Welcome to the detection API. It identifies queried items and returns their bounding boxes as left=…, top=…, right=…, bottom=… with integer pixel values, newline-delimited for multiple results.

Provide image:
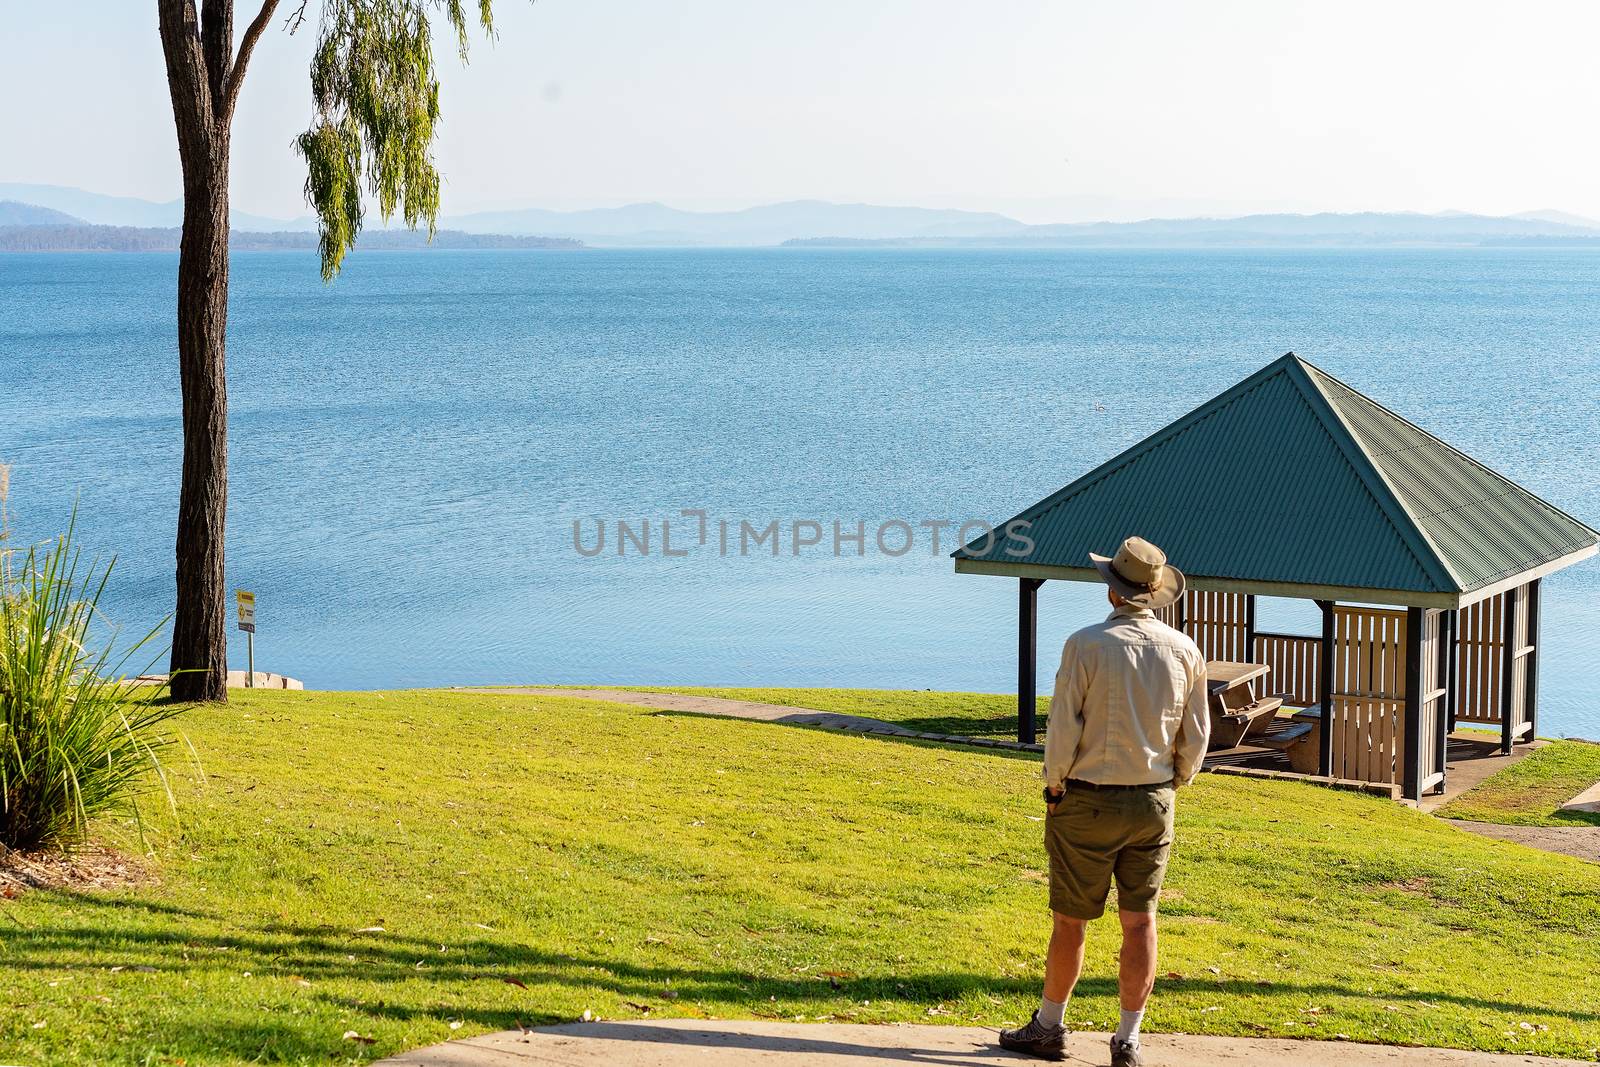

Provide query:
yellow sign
left=236, top=590, right=256, bottom=634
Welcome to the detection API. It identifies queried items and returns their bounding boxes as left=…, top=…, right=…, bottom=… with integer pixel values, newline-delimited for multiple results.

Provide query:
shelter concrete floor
left=373, top=1019, right=1592, bottom=1066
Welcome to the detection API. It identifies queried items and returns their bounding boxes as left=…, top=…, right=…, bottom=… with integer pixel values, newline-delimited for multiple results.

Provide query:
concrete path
left=374, top=1019, right=1591, bottom=1066
left=472, top=688, right=1043, bottom=754
left=1446, top=820, right=1600, bottom=863
left=1560, top=779, right=1600, bottom=815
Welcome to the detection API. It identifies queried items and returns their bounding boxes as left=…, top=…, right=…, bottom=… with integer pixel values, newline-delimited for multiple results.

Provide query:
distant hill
left=784, top=210, right=1600, bottom=249
left=1510, top=208, right=1600, bottom=229
left=6, top=183, right=1600, bottom=249
left=0, top=200, right=83, bottom=226
left=0, top=223, right=581, bottom=253
left=0, top=183, right=312, bottom=232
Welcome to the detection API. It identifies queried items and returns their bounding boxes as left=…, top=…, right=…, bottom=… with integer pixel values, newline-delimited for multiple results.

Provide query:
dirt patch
left=1379, top=877, right=1435, bottom=895
left=0, top=844, right=153, bottom=897
left=1446, top=821, right=1600, bottom=864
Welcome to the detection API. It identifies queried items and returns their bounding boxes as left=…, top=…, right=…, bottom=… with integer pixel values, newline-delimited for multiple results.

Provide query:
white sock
left=1115, top=1008, right=1144, bottom=1043
left=1037, top=995, right=1067, bottom=1029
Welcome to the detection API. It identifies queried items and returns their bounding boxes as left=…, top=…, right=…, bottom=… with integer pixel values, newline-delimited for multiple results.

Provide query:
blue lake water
left=4, top=248, right=1598, bottom=737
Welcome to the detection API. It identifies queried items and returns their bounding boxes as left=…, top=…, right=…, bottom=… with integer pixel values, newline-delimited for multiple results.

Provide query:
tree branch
left=284, top=0, right=310, bottom=34
left=221, top=0, right=280, bottom=125
left=200, top=0, right=234, bottom=117
left=158, top=0, right=215, bottom=153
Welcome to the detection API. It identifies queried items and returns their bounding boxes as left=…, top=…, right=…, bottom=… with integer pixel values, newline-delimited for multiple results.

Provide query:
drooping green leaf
left=296, top=0, right=495, bottom=280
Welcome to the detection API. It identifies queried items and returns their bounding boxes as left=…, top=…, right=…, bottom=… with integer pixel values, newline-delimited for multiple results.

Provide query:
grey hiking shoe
left=1110, top=1035, right=1144, bottom=1067
left=997, top=1011, right=1066, bottom=1061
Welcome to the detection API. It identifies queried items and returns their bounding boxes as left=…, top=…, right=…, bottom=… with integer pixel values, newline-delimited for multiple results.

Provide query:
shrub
left=0, top=525, right=182, bottom=853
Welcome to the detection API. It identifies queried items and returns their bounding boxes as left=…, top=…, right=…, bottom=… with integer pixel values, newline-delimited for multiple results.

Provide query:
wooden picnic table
left=1205, top=659, right=1282, bottom=749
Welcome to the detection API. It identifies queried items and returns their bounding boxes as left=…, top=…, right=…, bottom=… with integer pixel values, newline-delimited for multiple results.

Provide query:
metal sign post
left=236, top=590, right=256, bottom=688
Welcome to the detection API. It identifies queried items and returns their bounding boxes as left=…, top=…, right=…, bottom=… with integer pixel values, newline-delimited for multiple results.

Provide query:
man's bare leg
left=1043, top=911, right=1087, bottom=1004
left=1114, top=909, right=1157, bottom=1056
left=998, top=912, right=1085, bottom=1058
left=1117, top=909, right=1157, bottom=1009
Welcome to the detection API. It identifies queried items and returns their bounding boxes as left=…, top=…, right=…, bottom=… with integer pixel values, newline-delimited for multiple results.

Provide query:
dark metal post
left=1438, top=609, right=1456, bottom=791
left=1402, top=607, right=1425, bottom=801
left=1500, top=585, right=1519, bottom=755
left=1018, top=577, right=1044, bottom=745
left=1317, top=599, right=1335, bottom=776
left=1244, top=593, right=1258, bottom=662
left=1524, top=579, right=1541, bottom=741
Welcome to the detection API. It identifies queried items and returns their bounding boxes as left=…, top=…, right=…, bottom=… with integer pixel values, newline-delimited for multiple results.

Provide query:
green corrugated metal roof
left=953, top=353, right=1598, bottom=603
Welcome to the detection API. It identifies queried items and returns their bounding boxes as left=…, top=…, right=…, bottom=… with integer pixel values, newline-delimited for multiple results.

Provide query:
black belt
left=1064, top=778, right=1173, bottom=791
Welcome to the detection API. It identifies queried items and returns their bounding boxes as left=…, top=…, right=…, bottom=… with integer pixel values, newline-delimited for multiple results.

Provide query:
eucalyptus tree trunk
left=168, top=145, right=231, bottom=704
left=151, top=0, right=470, bottom=701
left=158, top=0, right=254, bottom=703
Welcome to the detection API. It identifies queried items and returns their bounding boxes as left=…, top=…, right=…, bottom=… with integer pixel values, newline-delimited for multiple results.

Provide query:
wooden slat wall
left=1156, top=592, right=1318, bottom=705
left=1251, top=633, right=1321, bottom=706
left=1157, top=590, right=1251, bottom=663
left=1454, top=584, right=1534, bottom=737
left=1456, top=593, right=1503, bottom=724
left=1152, top=584, right=1533, bottom=783
left=1329, top=605, right=1408, bottom=786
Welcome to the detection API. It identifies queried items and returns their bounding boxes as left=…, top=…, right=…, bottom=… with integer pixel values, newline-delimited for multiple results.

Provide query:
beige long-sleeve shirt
left=1042, top=604, right=1211, bottom=788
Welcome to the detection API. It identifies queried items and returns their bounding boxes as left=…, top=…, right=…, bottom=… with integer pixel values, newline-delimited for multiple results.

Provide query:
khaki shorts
left=1045, top=782, right=1175, bottom=919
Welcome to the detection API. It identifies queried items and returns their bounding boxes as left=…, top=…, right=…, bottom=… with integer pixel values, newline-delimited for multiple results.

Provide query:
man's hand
left=1043, top=786, right=1064, bottom=815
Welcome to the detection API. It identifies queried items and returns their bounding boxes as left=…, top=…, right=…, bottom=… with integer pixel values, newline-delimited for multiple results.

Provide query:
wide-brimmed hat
left=1089, top=536, right=1185, bottom=610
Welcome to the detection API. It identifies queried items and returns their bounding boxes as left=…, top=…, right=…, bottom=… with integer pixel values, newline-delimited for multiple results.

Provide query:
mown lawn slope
left=2, top=689, right=1596, bottom=1065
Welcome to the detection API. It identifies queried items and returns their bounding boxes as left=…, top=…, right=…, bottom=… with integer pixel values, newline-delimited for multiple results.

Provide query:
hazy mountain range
left=5, top=182, right=1600, bottom=250
left=785, top=210, right=1600, bottom=249
left=0, top=218, right=579, bottom=253
left=0, top=183, right=305, bottom=232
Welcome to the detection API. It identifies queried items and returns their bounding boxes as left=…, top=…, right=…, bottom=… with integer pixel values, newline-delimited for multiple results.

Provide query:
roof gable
left=1302, top=361, right=1599, bottom=590
left=956, top=353, right=1598, bottom=598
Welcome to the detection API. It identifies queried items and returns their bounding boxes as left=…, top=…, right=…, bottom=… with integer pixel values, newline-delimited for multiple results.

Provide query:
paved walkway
left=1446, top=820, right=1600, bottom=863
left=1561, top=779, right=1600, bottom=814
left=472, top=688, right=1043, bottom=754
left=375, top=1019, right=1591, bottom=1066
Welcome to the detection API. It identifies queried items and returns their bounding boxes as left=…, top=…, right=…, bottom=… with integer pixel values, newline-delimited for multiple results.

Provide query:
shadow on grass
left=12, top=892, right=1600, bottom=1037
left=643, top=710, right=1042, bottom=762
left=874, top=714, right=1031, bottom=740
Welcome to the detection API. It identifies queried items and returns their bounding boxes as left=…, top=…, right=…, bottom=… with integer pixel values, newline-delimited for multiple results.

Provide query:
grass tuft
left=0, top=524, right=182, bottom=852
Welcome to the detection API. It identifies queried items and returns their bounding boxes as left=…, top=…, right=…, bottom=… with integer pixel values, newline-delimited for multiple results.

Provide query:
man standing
left=999, top=536, right=1210, bottom=1066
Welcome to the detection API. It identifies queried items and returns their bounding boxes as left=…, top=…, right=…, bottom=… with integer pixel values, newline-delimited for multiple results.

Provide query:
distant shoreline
left=7, top=226, right=1600, bottom=254
left=0, top=223, right=582, bottom=254
left=783, top=235, right=1600, bottom=250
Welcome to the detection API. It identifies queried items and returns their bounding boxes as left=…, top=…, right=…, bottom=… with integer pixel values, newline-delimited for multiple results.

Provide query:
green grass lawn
left=3, top=689, right=1599, bottom=1065
left=604, top=685, right=1051, bottom=739
left=1439, top=740, right=1600, bottom=827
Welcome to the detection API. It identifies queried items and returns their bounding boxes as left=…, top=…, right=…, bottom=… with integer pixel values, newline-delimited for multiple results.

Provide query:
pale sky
left=6, top=1, right=1600, bottom=223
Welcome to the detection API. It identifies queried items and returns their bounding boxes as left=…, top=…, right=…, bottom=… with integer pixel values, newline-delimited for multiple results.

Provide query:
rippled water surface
left=5, top=248, right=1598, bottom=736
